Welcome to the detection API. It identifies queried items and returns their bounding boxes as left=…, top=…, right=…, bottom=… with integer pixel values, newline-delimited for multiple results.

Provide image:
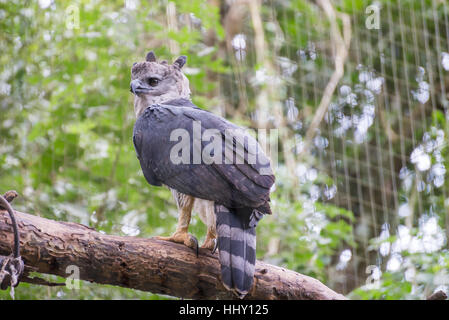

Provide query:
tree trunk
left=0, top=209, right=346, bottom=300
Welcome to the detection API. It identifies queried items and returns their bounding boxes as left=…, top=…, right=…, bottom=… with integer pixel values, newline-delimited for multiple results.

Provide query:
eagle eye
left=147, top=78, right=159, bottom=87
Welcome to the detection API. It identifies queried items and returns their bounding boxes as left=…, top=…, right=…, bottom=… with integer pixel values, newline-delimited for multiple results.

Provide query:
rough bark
left=0, top=209, right=346, bottom=300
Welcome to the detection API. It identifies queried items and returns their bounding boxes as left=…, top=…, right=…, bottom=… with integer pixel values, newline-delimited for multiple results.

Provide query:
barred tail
left=215, top=204, right=258, bottom=298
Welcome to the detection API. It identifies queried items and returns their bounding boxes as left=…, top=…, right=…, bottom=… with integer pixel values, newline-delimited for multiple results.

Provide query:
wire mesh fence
left=0, top=0, right=448, bottom=299
left=220, top=0, right=449, bottom=297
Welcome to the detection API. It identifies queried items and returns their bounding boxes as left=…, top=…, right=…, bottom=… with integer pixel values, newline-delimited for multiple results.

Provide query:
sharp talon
left=212, top=238, right=218, bottom=254
left=191, top=235, right=199, bottom=257
left=155, top=232, right=200, bottom=256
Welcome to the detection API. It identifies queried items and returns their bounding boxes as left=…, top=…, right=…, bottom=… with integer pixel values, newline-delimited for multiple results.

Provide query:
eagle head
left=130, top=51, right=191, bottom=117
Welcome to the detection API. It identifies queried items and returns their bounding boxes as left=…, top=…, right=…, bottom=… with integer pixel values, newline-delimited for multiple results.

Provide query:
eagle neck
left=134, top=94, right=190, bottom=118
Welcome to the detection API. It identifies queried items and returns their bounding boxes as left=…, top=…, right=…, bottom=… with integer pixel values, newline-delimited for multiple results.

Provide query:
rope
left=0, top=194, right=20, bottom=258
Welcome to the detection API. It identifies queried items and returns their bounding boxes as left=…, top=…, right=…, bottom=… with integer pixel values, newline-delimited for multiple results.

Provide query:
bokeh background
left=1, top=0, right=449, bottom=299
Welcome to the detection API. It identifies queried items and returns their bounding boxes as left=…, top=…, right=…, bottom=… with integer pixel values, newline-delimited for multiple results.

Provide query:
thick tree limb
left=0, top=209, right=346, bottom=300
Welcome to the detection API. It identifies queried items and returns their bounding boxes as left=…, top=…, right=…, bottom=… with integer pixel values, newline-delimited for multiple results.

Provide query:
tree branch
left=300, top=0, right=351, bottom=158
left=0, top=209, right=346, bottom=300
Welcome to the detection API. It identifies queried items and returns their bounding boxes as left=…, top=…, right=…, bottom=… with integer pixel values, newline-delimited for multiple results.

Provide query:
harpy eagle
left=130, top=51, right=275, bottom=298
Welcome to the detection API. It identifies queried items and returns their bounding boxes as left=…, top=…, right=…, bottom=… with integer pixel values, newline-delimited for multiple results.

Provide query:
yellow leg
left=155, top=193, right=198, bottom=254
left=201, top=226, right=217, bottom=250
left=199, top=200, right=217, bottom=251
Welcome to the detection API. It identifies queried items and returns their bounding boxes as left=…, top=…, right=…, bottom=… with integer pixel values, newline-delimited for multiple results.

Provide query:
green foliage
left=258, top=195, right=355, bottom=281
left=0, top=0, right=223, bottom=299
left=1, top=0, right=448, bottom=300
left=350, top=250, right=449, bottom=300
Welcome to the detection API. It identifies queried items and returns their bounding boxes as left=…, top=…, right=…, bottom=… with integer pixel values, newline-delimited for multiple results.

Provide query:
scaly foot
left=155, top=231, right=199, bottom=256
left=201, top=237, right=217, bottom=252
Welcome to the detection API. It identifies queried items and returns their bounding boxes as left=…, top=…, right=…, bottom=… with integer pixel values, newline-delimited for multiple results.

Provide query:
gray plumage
left=130, top=52, right=274, bottom=298
left=133, top=99, right=274, bottom=211
left=133, top=98, right=274, bottom=296
left=215, top=204, right=258, bottom=297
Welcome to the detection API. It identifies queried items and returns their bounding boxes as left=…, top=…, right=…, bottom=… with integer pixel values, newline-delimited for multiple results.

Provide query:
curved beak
left=130, top=79, right=150, bottom=95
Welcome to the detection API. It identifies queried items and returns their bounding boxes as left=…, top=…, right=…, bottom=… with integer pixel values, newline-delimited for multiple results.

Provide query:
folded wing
left=133, top=103, right=274, bottom=212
